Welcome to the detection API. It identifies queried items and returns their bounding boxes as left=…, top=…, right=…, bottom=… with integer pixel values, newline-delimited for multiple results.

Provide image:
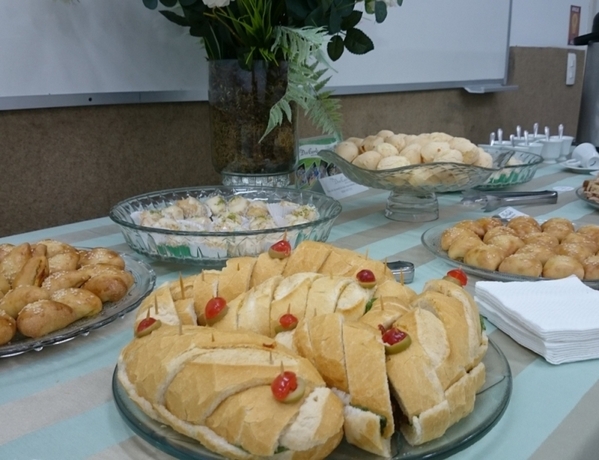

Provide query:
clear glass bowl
left=577, top=186, right=599, bottom=210
left=109, top=186, right=342, bottom=267
left=112, top=338, right=511, bottom=460
left=475, top=147, right=543, bottom=190
left=318, top=150, right=497, bottom=222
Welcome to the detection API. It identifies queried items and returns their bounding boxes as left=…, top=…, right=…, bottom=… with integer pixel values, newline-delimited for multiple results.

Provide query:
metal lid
left=386, top=260, right=415, bottom=284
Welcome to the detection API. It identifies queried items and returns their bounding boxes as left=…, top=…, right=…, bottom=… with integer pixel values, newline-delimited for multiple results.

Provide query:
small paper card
left=297, top=135, right=368, bottom=200
left=496, top=207, right=529, bottom=220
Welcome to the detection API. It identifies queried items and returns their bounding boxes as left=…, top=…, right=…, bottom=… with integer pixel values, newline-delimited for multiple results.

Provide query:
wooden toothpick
left=269, top=351, right=273, bottom=365
left=146, top=307, right=150, bottom=319
left=400, top=271, right=405, bottom=286
left=179, top=273, right=185, bottom=299
left=365, top=248, right=369, bottom=260
left=178, top=321, right=183, bottom=335
left=154, top=295, right=159, bottom=314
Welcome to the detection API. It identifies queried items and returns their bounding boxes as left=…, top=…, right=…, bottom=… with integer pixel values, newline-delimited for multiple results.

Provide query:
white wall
left=511, top=0, right=594, bottom=47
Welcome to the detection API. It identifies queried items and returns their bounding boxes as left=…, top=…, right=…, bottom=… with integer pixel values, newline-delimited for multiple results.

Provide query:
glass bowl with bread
left=474, top=145, right=543, bottom=190
left=318, top=131, right=505, bottom=222
left=109, top=186, right=342, bottom=266
left=421, top=217, right=599, bottom=289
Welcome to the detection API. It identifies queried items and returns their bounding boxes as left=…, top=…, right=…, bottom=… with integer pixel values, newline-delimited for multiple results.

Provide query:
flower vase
left=208, top=60, right=298, bottom=187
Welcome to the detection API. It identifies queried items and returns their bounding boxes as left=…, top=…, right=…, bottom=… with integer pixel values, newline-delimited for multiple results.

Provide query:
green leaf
left=340, top=10, right=362, bottom=30
left=374, top=1, right=388, bottom=23
left=344, top=28, right=374, bottom=55
left=327, top=35, right=344, bottom=61
left=364, top=297, right=377, bottom=313
left=158, top=0, right=177, bottom=7
left=142, top=0, right=158, bottom=9
left=365, top=0, right=375, bottom=14
left=159, top=10, right=190, bottom=27
left=328, top=6, right=342, bottom=34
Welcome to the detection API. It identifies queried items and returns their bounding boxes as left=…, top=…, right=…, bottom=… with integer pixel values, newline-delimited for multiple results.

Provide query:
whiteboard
left=0, top=0, right=512, bottom=110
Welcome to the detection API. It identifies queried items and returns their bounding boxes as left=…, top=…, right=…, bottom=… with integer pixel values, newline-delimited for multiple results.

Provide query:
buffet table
left=1, top=162, right=598, bottom=460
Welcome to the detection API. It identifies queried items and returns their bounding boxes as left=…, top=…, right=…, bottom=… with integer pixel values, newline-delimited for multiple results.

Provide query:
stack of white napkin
left=475, top=276, right=599, bottom=365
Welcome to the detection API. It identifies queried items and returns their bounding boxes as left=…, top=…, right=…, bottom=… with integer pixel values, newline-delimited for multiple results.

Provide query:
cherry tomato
left=268, top=240, right=292, bottom=259
left=382, top=327, right=408, bottom=346
left=278, top=313, right=298, bottom=331
left=356, top=269, right=376, bottom=288
left=205, top=297, right=228, bottom=325
left=135, top=317, right=161, bottom=338
left=446, top=268, right=468, bottom=286
left=271, top=371, right=298, bottom=401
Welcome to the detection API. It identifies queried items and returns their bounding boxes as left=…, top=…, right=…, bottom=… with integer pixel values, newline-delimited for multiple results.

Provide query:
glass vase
left=208, top=60, right=297, bottom=187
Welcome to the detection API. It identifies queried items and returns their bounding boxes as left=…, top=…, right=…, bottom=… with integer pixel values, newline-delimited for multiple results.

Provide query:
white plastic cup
left=572, top=143, right=599, bottom=168
left=514, top=140, right=543, bottom=156
left=550, top=135, right=574, bottom=161
left=538, top=138, right=563, bottom=164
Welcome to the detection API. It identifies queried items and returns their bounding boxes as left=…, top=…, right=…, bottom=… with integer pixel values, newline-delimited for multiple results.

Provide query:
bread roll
left=433, top=149, right=463, bottom=163
left=376, top=155, right=410, bottom=170
left=498, top=253, right=543, bottom=277
left=352, top=150, right=382, bottom=170
left=360, top=135, right=385, bottom=153
left=449, top=137, right=479, bottom=164
left=543, top=255, right=584, bottom=279
left=441, top=226, right=479, bottom=251
left=515, top=244, right=556, bottom=265
left=0, top=309, right=16, bottom=345
left=475, top=217, right=503, bottom=233
left=335, top=141, right=360, bottom=163
left=556, top=243, right=594, bottom=263
left=420, top=142, right=450, bottom=163
left=583, top=255, right=599, bottom=280
left=447, top=236, right=484, bottom=260
left=375, top=142, right=400, bottom=157
left=463, top=245, right=504, bottom=271
left=399, top=144, right=422, bottom=164
left=474, top=148, right=493, bottom=168
left=386, top=134, right=407, bottom=152
left=17, top=300, right=78, bottom=338
left=486, top=234, right=525, bottom=258
left=454, top=220, right=485, bottom=237
left=523, top=232, right=560, bottom=248
left=482, top=225, right=517, bottom=243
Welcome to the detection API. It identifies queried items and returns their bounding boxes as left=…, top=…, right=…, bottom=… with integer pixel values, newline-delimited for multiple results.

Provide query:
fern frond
left=260, top=26, right=343, bottom=142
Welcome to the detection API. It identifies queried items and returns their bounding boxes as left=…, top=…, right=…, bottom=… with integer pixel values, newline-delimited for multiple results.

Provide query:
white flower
left=202, top=0, right=234, bottom=7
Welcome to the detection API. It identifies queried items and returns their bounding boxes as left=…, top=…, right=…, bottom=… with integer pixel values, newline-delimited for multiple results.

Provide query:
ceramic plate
left=561, top=159, right=599, bottom=174
left=112, top=338, right=511, bottom=460
left=0, top=253, right=156, bottom=358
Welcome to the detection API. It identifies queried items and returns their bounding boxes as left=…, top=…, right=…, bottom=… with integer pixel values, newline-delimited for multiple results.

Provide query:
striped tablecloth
left=1, top=162, right=598, bottom=460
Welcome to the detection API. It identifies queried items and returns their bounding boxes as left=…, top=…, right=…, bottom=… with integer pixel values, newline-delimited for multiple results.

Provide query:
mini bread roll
left=78, top=248, right=126, bottom=270
left=441, top=227, right=480, bottom=251
left=562, top=232, right=599, bottom=253
left=522, top=232, right=560, bottom=248
left=399, top=144, right=423, bottom=165
left=352, top=151, right=382, bottom=170
left=474, top=148, right=493, bottom=168
left=377, top=129, right=395, bottom=138
left=420, top=142, right=450, bottom=163
left=556, top=243, right=594, bottom=263
left=0, top=285, right=51, bottom=318
left=510, top=223, right=542, bottom=240
left=375, top=142, right=400, bottom=157
left=475, top=217, right=503, bottom=234
left=507, top=216, right=541, bottom=232
left=360, top=135, right=385, bottom=153
left=542, top=225, right=574, bottom=242
left=498, top=254, right=543, bottom=277
left=345, top=137, right=363, bottom=147
left=583, top=255, right=599, bottom=280
left=454, top=220, right=485, bottom=238
left=541, top=218, right=575, bottom=232
left=463, top=245, right=504, bottom=271
left=0, top=309, right=16, bottom=346
left=482, top=226, right=517, bottom=243
left=429, top=132, right=454, bottom=142
left=515, top=244, right=556, bottom=264
left=577, top=225, right=599, bottom=243
left=386, top=134, right=407, bottom=152
left=449, top=137, right=479, bottom=164
left=335, top=141, right=360, bottom=163
left=447, top=236, right=484, bottom=260
left=376, top=155, right=410, bottom=170
left=543, top=255, right=584, bottom=279
left=17, top=300, right=78, bottom=338
left=404, top=134, right=420, bottom=145
left=433, top=149, right=463, bottom=163
left=486, top=234, right=525, bottom=258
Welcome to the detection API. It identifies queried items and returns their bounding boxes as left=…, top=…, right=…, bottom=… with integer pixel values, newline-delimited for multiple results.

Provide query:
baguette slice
left=237, top=275, right=282, bottom=337
left=282, top=241, right=333, bottom=276
left=192, top=270, right=221, bottom=326
left=217, top=257, right=257, bottom=302
left=118, top=325, right=343, bottom=460
left=269, top=273, right=320, bottom=336
left=334, top=281, right=371, bottom=321
left=422, top=279, right=486, bottom=368
left=303, top=275, right=353, bottom=319
left=410, top=291, right=470, bottom=389
left=249, top=252, right=288, bottom=288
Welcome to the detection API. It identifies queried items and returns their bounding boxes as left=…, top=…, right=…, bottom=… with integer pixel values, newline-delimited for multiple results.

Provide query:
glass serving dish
left=318, top=150, right=498, bottom=222
left=576, top=186, right=599, bottom=210
left=421, top=221, right=599, bottom=290
left=109, top=186, right=342, bottom=267
left=0, top=253, right=156, bottom=358
left=475, top=147, right=543, bottom=190
left=112, top=338, right=511, bottom=460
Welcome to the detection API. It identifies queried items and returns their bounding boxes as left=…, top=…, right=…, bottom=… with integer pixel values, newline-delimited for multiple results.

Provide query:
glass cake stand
left=318, top=150, right=497, bottom=222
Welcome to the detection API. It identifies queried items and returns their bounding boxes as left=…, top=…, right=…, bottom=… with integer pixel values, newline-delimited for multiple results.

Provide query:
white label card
left=496, top=207, right=529, bottom=220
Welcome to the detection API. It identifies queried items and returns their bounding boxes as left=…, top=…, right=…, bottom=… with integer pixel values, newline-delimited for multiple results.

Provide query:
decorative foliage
left=142, top=0, right=403, bottom=137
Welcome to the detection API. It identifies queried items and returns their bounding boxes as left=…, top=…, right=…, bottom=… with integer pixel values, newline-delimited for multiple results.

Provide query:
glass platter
left=0, top=253, right=156, bottom=358
left=318, top=149, right=498, bottom=223
left=112, top=338, right=511, bottom=460
left=576, top=187, right=599, bottom=210
left=421, top=222, right=599, bottom=290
